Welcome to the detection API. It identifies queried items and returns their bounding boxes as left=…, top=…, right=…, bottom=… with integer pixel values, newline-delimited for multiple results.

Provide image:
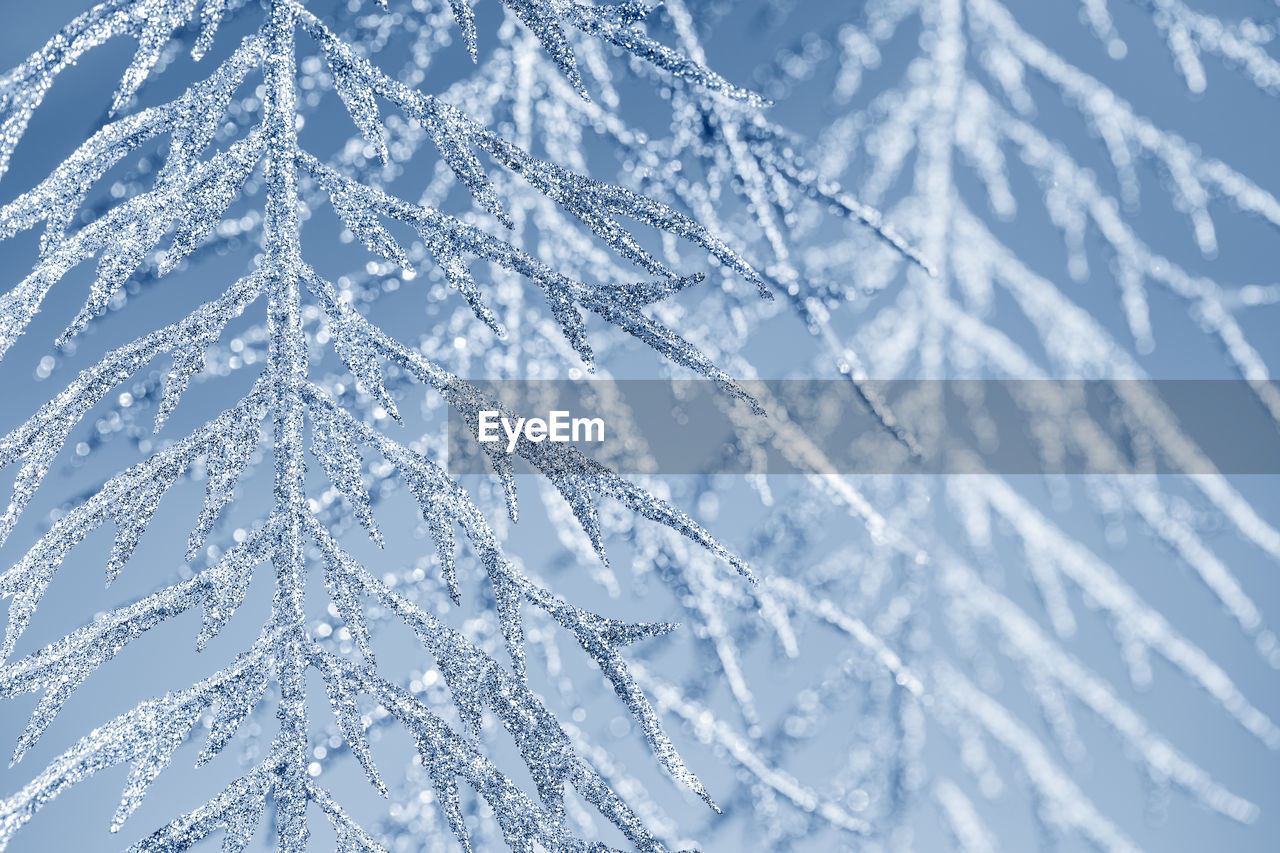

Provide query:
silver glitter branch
left=0, top=0, right=783, bottom=849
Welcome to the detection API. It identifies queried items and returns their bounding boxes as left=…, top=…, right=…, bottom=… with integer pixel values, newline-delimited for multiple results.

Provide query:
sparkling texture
left=0, top=0, right=784, bottom=850
left=0, top=0, right=1276, bottom=851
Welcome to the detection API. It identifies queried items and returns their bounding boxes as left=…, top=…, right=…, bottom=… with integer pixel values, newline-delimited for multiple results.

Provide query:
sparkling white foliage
left=0, top=1, right=786, bottom=850
left=0, top=0, right=1277, bottom=852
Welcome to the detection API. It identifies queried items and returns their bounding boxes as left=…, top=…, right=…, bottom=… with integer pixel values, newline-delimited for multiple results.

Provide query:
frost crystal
left=1, top=0, right=1278, bottom=851
left=0, top=1, right=776, bottom=849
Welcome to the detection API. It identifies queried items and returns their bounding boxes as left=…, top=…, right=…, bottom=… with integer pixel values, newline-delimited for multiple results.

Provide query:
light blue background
left=0, top=1, right=1276, bottom=851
